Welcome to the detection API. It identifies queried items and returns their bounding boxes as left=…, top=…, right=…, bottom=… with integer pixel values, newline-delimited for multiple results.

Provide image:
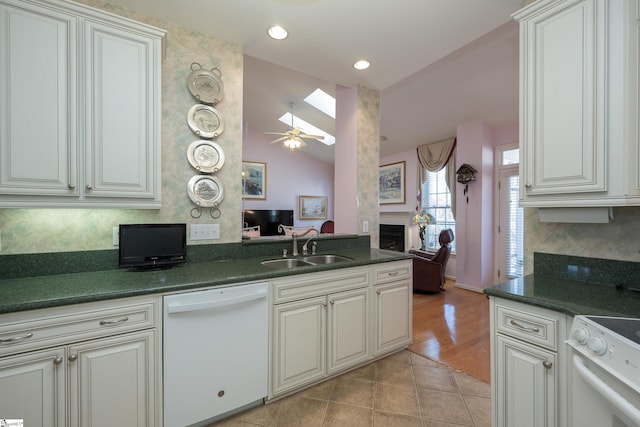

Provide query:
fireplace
left=379, top=224, right=405, bottom=252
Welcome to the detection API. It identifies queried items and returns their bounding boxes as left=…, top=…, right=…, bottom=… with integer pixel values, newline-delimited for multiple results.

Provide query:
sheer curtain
left=416, top=137, right=457, bottom=218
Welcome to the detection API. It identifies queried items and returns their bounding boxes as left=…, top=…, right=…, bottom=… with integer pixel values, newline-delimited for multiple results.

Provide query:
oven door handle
left=573, top=355, right=640, bottom=425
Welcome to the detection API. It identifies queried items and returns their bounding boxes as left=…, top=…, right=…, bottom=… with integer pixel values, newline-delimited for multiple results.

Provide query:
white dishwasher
left=163, top=282, right=268, bottom=427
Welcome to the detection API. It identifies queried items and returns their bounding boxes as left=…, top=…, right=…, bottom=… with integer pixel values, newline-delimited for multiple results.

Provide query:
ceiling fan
left=264, top=103, right=325, bottom=149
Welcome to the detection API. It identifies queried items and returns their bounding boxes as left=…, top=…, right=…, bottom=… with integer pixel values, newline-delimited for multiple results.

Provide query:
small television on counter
left=119, top=223, right=186, bottom=271
left=243, top=209, right=294, bottom=236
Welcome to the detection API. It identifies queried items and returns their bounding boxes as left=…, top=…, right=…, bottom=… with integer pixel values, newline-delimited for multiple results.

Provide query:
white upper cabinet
left=0, top=0, right=165, bottom=208
left=515, top=0, right=638, bottom=207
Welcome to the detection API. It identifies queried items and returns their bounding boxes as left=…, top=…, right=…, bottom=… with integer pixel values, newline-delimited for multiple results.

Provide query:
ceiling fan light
left=353, top=60, right=370, bottom=70
left=284, top=137, right=301, bottom=150
left=267, top=25, right=288, bottom=40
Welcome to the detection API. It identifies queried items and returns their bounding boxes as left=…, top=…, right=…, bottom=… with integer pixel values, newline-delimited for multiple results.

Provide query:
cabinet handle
left=68, top=183, right=76, bottom=189
left=86, top=184, right=93, bottom=190
left=99, top=316, right=129, bottom=326
left=53, top=356, right=64, bottom=365
left=509, top=319, right=540, bottom=333
left=524, top=183, right=532, bottom=189
left=543, top=360, right=553, bottom=370
left=68, top=353, right=78, bottom=362
left=330, top=300, right=335, bottom=305
left=0, top=332, right=33, bottom=344
left=322, top=302, right=327, bottom=307
left=376, top=290, right=382, bottom=295
left=388, top=271, right=399, bottom=276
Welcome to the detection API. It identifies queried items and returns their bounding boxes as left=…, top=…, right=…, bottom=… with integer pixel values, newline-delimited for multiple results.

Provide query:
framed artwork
left=379, top=161, right=406, bottom=204
left=299, top=195, right=328, bottom=220
left=242, top=161, right=266, bottom=199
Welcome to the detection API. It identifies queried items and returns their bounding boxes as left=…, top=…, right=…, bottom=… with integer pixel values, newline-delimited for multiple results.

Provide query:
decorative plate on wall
left=187, top=175, right=224, bottom=207
left=186, top=140, right=225, bottom=173
left=187, top=104, right=224, bottom=138
left=187, top=63, right=224, bottom=105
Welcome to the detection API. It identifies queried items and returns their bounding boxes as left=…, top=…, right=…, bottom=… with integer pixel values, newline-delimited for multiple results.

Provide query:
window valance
left=417, top=137, right=456, bottom=171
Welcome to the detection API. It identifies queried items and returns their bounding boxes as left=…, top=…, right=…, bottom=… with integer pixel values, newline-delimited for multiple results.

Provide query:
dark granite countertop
left=0, top=248, right=411, bottom=315
left=485, top=252, right=640, bottom=318
left=484, top=274, right=640, bottom=317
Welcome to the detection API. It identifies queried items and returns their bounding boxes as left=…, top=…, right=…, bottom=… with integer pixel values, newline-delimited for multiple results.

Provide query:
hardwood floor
left=408, top=280, right=491, bottom=383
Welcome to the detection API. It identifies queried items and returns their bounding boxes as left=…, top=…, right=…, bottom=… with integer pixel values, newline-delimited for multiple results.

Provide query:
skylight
left=279, top=112, right=335, bottom=146
left=304, top=89, right=336, bottom=119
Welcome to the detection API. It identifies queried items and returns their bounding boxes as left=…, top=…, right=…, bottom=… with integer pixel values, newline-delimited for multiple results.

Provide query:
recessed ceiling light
left=267, top=25, right=288, bottom=40
left=353, top=60, right=370, bottom=70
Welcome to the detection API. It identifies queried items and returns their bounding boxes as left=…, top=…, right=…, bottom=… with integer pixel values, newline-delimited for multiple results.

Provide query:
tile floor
left=210, top=350, right=490, bottom=427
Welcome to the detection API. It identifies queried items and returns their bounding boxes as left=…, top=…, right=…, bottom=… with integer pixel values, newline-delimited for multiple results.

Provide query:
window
left=421, top=168, right=456, bottom=252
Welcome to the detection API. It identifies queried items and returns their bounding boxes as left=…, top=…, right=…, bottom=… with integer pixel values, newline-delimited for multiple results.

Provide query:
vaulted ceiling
left=106, top=0, right=523, bottom=161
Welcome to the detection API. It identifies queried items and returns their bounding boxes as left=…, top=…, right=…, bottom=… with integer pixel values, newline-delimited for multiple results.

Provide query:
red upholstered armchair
left=408, top=229, right=454, bottom=293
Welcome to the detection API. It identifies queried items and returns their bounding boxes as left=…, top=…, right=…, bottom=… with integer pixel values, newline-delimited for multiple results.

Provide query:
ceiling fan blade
left=270, top=136, right=289, bottom=144
left=264, top=131, right=286, bottom=136
left=299, top=134, right=325, bottom=140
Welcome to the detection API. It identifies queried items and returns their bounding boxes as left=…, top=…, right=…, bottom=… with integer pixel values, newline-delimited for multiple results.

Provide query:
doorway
left=494, top=144, right=523, bottom=282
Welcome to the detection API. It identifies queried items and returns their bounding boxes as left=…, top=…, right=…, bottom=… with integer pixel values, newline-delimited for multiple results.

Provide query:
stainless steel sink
left=261, top=258, right=314, bottom=269
left=302, top=254, right=352, bottom=264
left=261, top=254, right=352, bottom=269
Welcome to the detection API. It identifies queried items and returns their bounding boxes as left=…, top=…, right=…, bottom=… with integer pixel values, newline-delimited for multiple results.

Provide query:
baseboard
left=453, top=282, right=486, bottom=293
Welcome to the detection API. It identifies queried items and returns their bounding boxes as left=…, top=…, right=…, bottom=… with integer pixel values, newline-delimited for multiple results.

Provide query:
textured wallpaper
left=0, top=0, right=243, bottom=254
left=524, top=206, right=640, bottom=275
left=357, top=86, right=381, bottom=248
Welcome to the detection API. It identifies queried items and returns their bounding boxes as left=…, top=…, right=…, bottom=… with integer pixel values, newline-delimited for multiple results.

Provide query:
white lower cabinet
left=495, top=334, right=557, bottom=427
left=0, top=296, right=160, bottom=427
left=269, top=260, right=412, bottom=399
left=372, top=262, right=412, bottom=356
left=69, top=330, right=155, bottom=427
left=271, top=285, right=369, bottom=397
left=490, top=297, right=569, bottom=427
left=0, top=347, right=66, bottom=426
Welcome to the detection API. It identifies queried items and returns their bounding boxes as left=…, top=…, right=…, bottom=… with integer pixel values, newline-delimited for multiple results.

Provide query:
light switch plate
left=113, top=227, right=119, bottom=246
left=190, top=224, right=220, bottom=240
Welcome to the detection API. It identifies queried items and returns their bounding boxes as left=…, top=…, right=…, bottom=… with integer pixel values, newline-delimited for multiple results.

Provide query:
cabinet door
left=68, top=330, right=155, bottom=427
left=0, top=347, right=66, bottom=427
left=327, top=287, right=369, bottom=374
left=0, top=1, right=78, bottom=197
left=83, top=20, right=160, bottom=201
left=519, top=0, right=606, bottom=199
left=373, top=281, right=411, bottom=356
left=272, top=296, right=326, bottom=396
left=495, top=335, right=557, bottom=427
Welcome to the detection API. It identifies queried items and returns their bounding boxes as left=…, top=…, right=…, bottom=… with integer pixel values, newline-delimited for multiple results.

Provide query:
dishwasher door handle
left=167, top=289, right=268, bottom=314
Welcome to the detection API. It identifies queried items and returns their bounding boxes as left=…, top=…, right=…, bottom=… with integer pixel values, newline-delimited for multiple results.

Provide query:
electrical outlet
left=112, top=227, right=119, bottom=246
left=363, top=221, right=369, bottom=233
left=190, top=224, right=220, bottom=240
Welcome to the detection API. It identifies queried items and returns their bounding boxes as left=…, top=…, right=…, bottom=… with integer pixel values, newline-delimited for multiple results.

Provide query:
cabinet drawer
left=495, top=302, right=562, bottom=351
left=272, top=267, right=371, bottom=304
left=0, top=296, right=158, bottom=357
left=373, top=260, right=412, bottom=285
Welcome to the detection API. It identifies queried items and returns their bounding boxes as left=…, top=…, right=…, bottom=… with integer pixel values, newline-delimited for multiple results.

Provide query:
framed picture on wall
left=379, top=161, right=406, bottom=204
left=242, top=161, right=266, bottom=199
left=299, top=195, right=328, bottom=220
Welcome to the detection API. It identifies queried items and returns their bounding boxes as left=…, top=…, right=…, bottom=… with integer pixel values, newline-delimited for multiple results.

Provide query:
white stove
left=568, top=315, right=640, bottom=427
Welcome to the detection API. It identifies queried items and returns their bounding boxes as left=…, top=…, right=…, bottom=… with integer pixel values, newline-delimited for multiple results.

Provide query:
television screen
left=243, top=210, right=294, bottom=236
left=119, top=223, right=186, bottom=270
